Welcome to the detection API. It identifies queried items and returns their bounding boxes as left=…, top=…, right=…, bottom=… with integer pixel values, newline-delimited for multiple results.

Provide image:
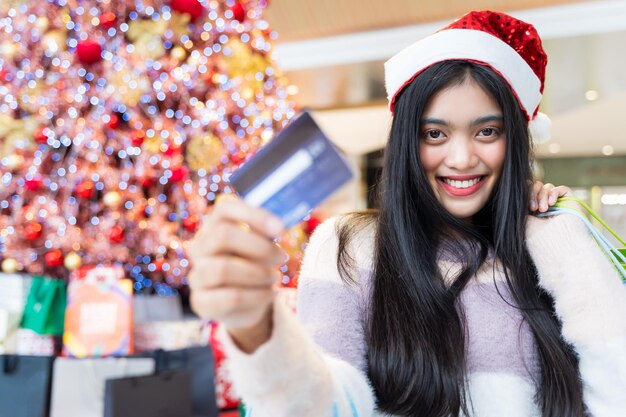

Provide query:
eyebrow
left=420, top=114, right=504, bottom=127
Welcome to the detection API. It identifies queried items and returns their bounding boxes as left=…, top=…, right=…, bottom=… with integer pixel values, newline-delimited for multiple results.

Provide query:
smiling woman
left=188, top=10, right=626, bottom=417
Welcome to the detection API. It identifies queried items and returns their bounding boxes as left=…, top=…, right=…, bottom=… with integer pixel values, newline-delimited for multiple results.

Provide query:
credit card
left=228, top=111, right=354, bottom=228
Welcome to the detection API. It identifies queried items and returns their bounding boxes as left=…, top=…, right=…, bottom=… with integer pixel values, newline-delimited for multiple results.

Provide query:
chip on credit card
left=228, top=111, right=354, bottom=228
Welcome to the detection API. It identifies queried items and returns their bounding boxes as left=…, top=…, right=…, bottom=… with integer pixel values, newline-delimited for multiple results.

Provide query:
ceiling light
left=602, top=145, right=614, bottom=156
left=548, top=143, right=560, bottom=154
left=601, top=194, right=626, bottom=205
left=585, top=90, right=599, bottom=101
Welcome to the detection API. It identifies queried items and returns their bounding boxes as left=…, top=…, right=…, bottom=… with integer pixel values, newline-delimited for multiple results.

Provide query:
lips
left=437, top=175, right=486, bottom=197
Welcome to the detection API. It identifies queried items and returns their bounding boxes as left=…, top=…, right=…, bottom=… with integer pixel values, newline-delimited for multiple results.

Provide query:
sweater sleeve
left=525, top=214, right=626, bottom=416
left=217, top=217, right=377, bottom=417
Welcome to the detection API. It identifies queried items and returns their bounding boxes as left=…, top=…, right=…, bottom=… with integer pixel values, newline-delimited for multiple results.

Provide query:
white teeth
left=442, top=177, right=481, bottom=189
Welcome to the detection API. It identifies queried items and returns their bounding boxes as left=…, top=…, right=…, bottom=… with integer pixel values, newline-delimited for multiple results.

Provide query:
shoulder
left=299, top=214, right=376, bottom=284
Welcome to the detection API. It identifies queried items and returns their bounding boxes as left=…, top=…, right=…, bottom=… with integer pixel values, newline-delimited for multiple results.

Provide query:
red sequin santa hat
left=384, top=10, right=551, bottom=140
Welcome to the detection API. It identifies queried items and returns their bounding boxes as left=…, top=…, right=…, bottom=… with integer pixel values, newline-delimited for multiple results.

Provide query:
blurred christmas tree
left=0, top=0, right=307, bottom=293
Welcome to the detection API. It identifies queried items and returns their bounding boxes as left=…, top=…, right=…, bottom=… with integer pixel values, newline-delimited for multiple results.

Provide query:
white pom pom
left=529, top=112, right=551, bottom=144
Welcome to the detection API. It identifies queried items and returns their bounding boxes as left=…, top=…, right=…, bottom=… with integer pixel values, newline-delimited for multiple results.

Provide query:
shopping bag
left=14, top=328, right=59, bottom=356
left=49, top=356, right=155, bottom=417
left=540, top=196, right=626, bottom=282
left=0, top=354, right=54, bottom=417
left=138, top=346, right=219, bottom=417
left=133, top=293, right=183, bottom=323
left=0, top=310, right=22, bottom=353
left=103, top=370, right=193, bottom=417
left=0, top=273, right=32, bottom=312
left=133, top=319, right=203, bottom=352
left=63, top=278, right=133, bottom=357
left=20, top=276, right=66, bottom=336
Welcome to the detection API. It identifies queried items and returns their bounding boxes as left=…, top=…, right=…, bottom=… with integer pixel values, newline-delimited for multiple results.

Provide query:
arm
left=215, top=216, right=377, bottom=417
left=526, top=214, right=626, bottom=416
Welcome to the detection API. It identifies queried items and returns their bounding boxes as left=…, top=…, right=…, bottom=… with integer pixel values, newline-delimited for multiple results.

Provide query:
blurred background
left=266, top=0, right=626, bottom=241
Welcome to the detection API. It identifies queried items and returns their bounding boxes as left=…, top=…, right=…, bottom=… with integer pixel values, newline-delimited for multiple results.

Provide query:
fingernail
left=530, top=200, right=537, bottom=210
left=266, top=217, right=284, bottom=236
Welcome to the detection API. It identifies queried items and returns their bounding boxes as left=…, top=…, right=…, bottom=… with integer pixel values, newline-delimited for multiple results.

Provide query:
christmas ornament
left=130, top=130, right=145, bottom=147
left=231, top=1, right=246, bottom=23
left=182, top=215, right=199, bottom=233
left=103, top=191, right=123, bottom=208
left=24, top=177, right=43, bottom=191
left=45, top=250, right=64, bottom=267
left=34, top=126, right=50, bottom=144
left=107, top=114, right=120, bottom=130
left=1, top=154, right=24, bottom=170
left=64, top=252, right=82, bottom=271
left=24, top=223, right=43, bottom=241
left=186, top=134, right=224, bottom=171
left=127, top=18, right=167, bottom=60
left=170, top=0, right=204, bottom=21
left=1, top=258, right=19, bottom=273
left=99, top=12, right=116, bottom=29
left=76, top=39, right=103, bottom=64
left=109, top=226, right=125, bottom=243
left=42, top=30, right=67, bottom=54
left=169, top=166, right=188, bottom=183
left=75, top=181, right=95, bottom=199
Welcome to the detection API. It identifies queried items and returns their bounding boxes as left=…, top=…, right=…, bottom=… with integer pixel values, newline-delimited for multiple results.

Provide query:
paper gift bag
left=70, top=265, right=125, bottom=285
left=63, top=279, right=133, bottom=357
left=14, top=329, right=58, bottom=356
left=133, top=319, right=202, bottom=352
left=20, top=276, right=66, bottom=336
left=104, top=370, right=193, bottom=417
left=0, top=273, right=32, bottom=312
left=50, top=356, right=155, bottom=417
left=133, top=294, right=183, bottom=323
left=0, top=354, right=54, bottom=417
left=141, top=346, right=219, bottom=417
left=0, top=310, right=22, bottom=353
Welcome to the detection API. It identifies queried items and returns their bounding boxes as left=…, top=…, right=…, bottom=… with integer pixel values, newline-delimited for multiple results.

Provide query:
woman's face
left=419, top=78, right=506, bottom=220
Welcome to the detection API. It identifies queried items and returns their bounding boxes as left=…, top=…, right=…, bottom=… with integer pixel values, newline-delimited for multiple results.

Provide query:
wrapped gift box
left=133, top=320, right=203, bottom=353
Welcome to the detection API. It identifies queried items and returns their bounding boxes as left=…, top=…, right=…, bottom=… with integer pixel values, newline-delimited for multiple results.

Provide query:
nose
left=444, top=136, right=478, bottom=171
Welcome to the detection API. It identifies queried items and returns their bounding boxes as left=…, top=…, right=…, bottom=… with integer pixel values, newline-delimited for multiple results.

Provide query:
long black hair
left=337, top=61, right=584, bottom=417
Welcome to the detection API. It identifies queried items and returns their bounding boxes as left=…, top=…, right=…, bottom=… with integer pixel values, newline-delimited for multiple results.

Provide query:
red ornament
left=130, top=130, right=145, bottom=146
left=75, top=181, right=95, bottom=199
left=45, top=249, right=63, bottom=267
left=99, top=12, right=116, bottom=29
left=153, top=258, right=166, bottom=272
left=76, top=39, right=102, bottom=64
left=170, top=0, right=204, bottom=20
left=107, top=114, right=120, bottom=129
left=170, top=166, right=188, bottom=183
left=140, top=176, right=155, bottom=188
left=24, top=223, right=43, bottom=241
left=24, top=177, right=43, bottom=191
left=108, top=225, right=125, bottom=243
left=34, top=126, right=50, bottom=144
left=182, top=215, right=199, bottom=233
left=230, top=153, right=245, bottom=165
left=162, top=143, right=181, bottom=157
left=231, top=1, right=246, bottom=22
left=0, top=68, right=6, bottom=81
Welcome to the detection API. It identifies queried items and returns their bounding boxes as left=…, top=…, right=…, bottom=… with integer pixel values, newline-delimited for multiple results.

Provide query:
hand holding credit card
left=228, top=112, right=354, bottom=228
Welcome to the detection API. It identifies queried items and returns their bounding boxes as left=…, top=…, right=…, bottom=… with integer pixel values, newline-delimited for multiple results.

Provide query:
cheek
left=419, top=146, right=442, bottom=177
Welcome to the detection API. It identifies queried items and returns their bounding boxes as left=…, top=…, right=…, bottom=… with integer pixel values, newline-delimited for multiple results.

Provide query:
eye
left=478, top=127, right=497, bottom=137
left=423, top=129, right=445, bottom=141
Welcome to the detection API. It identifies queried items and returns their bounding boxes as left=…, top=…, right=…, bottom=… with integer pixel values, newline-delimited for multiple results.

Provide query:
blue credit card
left=228, top=111, right=354, bottom=228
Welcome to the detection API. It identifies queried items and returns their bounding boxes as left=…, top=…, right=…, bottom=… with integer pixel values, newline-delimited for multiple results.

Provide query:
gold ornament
left=1, top=258, right=19, bottom=273
left=103, top=191, right=123, bottom=208
left=63, top=252, right=82, bottom=271
left=1, top=154, right=24, bottom=170
left=127, top=18, right=167, bottom=60
left=0, top=40, right=19, bottom=59
left=35, top=17, right=50, bottom=32
left=223, top=39, right=269, bottom=91
left=109, top=68, right=150, bottom=107
left=186, top=133, right=224, bottom=171
left=0, top=114, right=38, bottom=158
left=170, top=46, right=187, bottom=61
left=42, top=30, right=67, bottom=54
left=169, top=12, right=191, bottom=38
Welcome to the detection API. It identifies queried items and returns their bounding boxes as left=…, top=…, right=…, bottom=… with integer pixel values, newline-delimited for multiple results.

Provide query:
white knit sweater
left=218, top=213, right=626, bottom=416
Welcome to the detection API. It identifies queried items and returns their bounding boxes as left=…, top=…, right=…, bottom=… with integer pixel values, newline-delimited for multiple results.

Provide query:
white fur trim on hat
left=384, top=29, right=542, bottom=119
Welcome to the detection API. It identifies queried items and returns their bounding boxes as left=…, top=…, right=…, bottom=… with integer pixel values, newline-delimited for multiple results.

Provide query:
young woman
left=188, top=11, right=626, bottom=417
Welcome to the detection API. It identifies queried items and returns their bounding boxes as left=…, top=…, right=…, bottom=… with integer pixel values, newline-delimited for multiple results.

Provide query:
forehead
left=423, top=78, right=501, bottom=119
